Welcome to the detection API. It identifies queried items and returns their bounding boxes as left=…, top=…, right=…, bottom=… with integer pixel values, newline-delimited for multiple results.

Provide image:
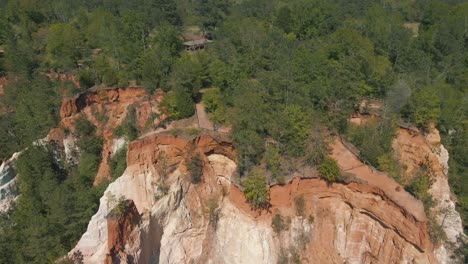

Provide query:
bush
left=107, top=197, right=130, bottom=219
left=451, top=235, right=468, bottom=263
left=73, top=116, right=103, bottom=184
left=403, top=85, right=441, bottom=128
left=187, top=154, right=203, bottom=184
left=113, top=105, right=138, bottom=140
left=318, top=157, right=340, bottom=182
left=174, top=87, right=195, bottom=119
left=406, top=173, right=434, bottom=208
left=207, top=196, right=220, bottom=227
left=344, top=119, right=395, bottom=168
left=155, top=179, right=169, bottom=200
left=265, top=144, right=282, bottom=178
left=305, top=132, right=328, bottom=167
left=272, top=212, right=285, bottom=234
left=202, top=87, right=225, bottom=123
left=376, top=153, right=404, bottom=182
left=294, top=195, right=305, bottom=217
left=242, top=171, right=269, bottom=209
left=160, top=89, right=194, bottom=120
left=78, top=67, right=96, bottom=89
left=74, top=116, right=103, bottom=155
left=428, top=215, right=447, bottom=245
left=109, top=145, right=127, bottom=180
left=77, top=152, right=100, bottom=183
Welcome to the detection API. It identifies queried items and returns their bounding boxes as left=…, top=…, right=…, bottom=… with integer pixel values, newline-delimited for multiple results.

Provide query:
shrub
left=272, top=212, right=285, bottom=234
left=294, top=195, right=305, bottom=217
left=305, top=128, right=328, bottom=166
left=242, top=171, right=269, bottom=209
left=318, top=157, right=340, bottom=182
left=73, top=116, right=103, bottom=184
left=78, top=67, right=96, bottom=89
left=77, top=152, right=100, bottom=183
left=155, top=179, right=169, bottom=200
left=265, top=144, right=282, bottom=178
left=207, top=196, right=220, bottom=227
left=451, top=235, right=468, bottom=263
left=109, top=145, right=127, bottom=180
left=405, top=160, right=435, bottom=209
left=403, top=85, right=441, bottom=128
left=107, top=197, right=129, bottom=219
left=202, top=87, right=225, bottom=123
left=344, top=119, right=395, bottom=168
left=187, top=154, right=203, bottom=184
left=174, top=86, right=194, bottom=119
left=113, top=105, right=138, bottom=140
left=376, top=153, right=404, bottom=183
left=428, top=215, right=447, bottom=245
left=169, top=128, right=181, bottom=136
left=74, top=116, right=103, bottom=155
left=187, top=128, right=200, bottom=136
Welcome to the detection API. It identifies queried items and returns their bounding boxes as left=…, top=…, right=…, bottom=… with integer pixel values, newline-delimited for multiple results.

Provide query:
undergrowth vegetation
left=109, top=145, right=128, bottom=180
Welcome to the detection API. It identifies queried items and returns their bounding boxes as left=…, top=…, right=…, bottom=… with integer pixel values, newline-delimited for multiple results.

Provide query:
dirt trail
left=331, top=138, right=426, bottom=221
left=196, top=103, right=213, bottom=130
left=196, top=103, right=231, bottom=133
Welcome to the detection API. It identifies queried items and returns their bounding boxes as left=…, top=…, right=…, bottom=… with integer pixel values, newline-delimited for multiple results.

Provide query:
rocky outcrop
left=70, top=134, right=439, bottom=263
left=393, top=126, right=464, bottom=263
left=50, top=87, right=165, bottom=184
left=0, top=152, right=20, bottom=212
left=264, top=178, right=433, bottom=263
left=106, top=200, right=141, bottom=264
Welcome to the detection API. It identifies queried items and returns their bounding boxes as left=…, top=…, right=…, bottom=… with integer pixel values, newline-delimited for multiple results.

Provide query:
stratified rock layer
left=70, top=134, right=438, bottom=264
left=393, top=126, right=464, bottom=263
left=52, top=87, right=164, bottom=184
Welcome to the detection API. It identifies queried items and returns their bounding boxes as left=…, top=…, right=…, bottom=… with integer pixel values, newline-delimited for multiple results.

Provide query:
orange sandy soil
left=228, top=137, right=426, bottom=223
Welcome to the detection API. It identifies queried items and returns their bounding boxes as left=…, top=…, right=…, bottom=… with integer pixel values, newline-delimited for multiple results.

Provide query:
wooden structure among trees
left=183, top=38, right=212, bottom=51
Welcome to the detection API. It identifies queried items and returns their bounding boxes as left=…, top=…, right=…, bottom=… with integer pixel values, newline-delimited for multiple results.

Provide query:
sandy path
left=196, top=103, right=213, bottom=130
left=331, top=138, right=426, bottom=221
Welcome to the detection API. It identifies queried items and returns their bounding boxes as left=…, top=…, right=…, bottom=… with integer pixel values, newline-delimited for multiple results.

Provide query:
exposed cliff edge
left=0, top=87, right=462, bottom=263
left=53, top=87, right=164, bottom=184
left=393, top=126, right=464, bottom=262
left=70, top=134, right=439, bottom=263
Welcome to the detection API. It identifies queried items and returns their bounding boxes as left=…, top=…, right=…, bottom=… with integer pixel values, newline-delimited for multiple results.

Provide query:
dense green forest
left=0, top=0, right=466, bottom=262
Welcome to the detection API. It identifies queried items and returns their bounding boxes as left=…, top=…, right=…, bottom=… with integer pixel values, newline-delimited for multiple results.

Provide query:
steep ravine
left=69, top=134, right=442, bottom=264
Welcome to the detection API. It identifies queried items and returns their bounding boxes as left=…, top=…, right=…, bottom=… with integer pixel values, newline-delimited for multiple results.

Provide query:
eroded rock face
left=264, top=179, right=434, bottom=264
left=106, top=200, right=141, bottom=264
left=393, top=126, right=464, bottom=263
left=51, top=87, right=165, bottom=184
left=70, top=134, right=440, bottom=264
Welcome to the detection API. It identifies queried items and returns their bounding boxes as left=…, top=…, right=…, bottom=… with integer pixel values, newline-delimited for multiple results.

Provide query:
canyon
left=69, top=128, right=459, bottom=263
left=0, top=88, right=464, bottom=263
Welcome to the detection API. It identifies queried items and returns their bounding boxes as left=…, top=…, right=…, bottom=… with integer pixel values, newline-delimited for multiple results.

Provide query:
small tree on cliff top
left=242, top=171, right=269, bottom=209
left=318, top=157, right=340, bottom=182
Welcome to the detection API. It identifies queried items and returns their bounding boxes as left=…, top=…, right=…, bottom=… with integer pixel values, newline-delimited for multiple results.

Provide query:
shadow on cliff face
left=106, top=199, right=165, bottom=264
left=140, top=215, right=164, bottom=264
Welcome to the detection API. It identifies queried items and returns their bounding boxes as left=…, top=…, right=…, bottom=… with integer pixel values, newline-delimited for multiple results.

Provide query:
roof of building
left=182, top=39, right=213, bottom=46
